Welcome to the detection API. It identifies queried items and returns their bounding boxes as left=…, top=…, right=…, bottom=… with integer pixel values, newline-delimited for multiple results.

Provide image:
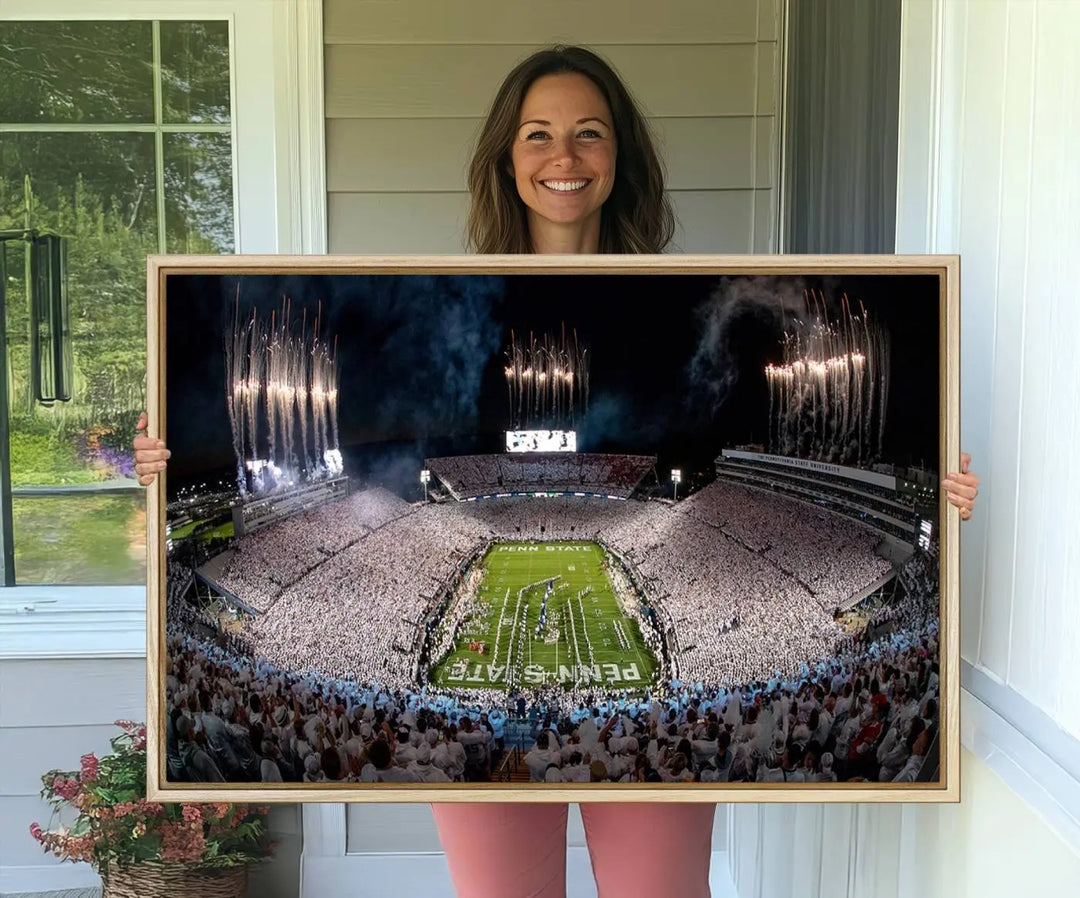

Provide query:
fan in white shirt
left=525, top=731, right=563, bottom=782
left=408, top=743, right=451, bottom=783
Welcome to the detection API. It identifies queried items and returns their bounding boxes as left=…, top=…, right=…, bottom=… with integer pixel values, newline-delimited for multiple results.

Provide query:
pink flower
left=161, top=821, right=206, bottom=862
left=29, top=822, right=43, bottom=842
left=181, top=806, right=202, bottom=824
left=112, top=801, right=136, bottom=818
left=80, top=753, right=99, bottom=782
left=51, top=776, right=80, bottom=802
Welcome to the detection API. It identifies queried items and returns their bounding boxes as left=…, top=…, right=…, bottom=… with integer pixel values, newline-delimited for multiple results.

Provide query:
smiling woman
left=509, top=73, right=617, bottom=253
left=465, top=45, right=674, bottom=255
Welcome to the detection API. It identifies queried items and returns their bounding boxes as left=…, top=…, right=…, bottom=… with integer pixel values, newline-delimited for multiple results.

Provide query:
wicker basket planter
left=101, top=862, right=248, bottom=898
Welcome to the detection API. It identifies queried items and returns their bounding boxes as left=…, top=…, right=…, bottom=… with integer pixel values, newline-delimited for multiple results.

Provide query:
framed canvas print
left=145, top=254, right=960, bottom=803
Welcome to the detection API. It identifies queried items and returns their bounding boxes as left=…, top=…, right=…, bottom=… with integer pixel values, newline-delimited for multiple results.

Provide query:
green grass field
left=429, top=541, right=658, bottom=691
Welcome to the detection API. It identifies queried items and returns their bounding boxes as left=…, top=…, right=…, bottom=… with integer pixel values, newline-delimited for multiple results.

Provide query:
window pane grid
left=1, top=18, right=234, bottom=584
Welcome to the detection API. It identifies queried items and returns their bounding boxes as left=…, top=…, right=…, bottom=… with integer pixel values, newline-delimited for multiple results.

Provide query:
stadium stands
left=426, top=452, right=656, bottom=500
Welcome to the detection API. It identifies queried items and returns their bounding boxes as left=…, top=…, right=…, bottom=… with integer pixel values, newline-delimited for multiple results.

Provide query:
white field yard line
left=577, top=590, right=589, bottom=665
left=505, top=582, right=524, bottom=677
left=567, top=584, right=583, bottom=672
left=491, top=586, right=511, bottom=663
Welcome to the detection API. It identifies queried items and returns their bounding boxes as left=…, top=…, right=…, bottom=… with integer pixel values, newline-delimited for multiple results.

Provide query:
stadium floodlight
left=420, top=468, right=431, bottom=501
left=671, top=468, right=682, bottom=501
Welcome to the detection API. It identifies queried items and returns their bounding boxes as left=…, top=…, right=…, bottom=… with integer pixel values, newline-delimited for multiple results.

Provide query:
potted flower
left=30, top=720, right=275, bottom=898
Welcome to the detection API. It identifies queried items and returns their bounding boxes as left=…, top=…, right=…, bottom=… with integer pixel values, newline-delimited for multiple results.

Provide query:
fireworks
left=764, top=290, right=890, bottom=466
left=224, top=295, right=342, bottom=496
left=504, top=325, right=589, bottom=430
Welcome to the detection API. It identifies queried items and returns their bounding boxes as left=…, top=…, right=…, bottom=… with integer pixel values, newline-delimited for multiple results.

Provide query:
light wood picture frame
left=146, top=254, right=960, bottom=803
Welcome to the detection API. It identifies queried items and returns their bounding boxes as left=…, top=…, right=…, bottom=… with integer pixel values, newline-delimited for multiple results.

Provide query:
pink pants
left=431, top=802, right=715, bottom=898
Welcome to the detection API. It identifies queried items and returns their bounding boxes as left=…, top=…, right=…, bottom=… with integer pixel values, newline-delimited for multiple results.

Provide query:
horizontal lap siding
left=325, top=44, right=760, bottom=118
left=0, top=659, right=148, bottom=869
left=0, top=658, right=301, bottom=892
left=324, top=0, right=781, bottom=254
left=323, top=1, right=760, bottom=46
left=328, top=117, right=768, bottom=192
left=328, top=189, right=766, bottom=254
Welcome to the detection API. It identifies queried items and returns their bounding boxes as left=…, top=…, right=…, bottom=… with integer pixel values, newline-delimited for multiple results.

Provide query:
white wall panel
left=1006, top=4, right=1079, bottom=725
left=328, top=192, right=469, bottom=253
left=346, top=803, right=443, bottom=853
left=755, top=41, right=779, bottom=115
left=654, top=118, right=758, bottom=189
left=0, top=724, right=119, bottom=797
left=669, top=190, right=757, bottom=253
left=977, top=0, right=1036, bottom=687
left=896, top=0, right=1080, bottom=738
left=755, top=116, right=776, bottom=188
left=324, top=0, right=759, bottom=45
left=3, top=796, right=67, bottom=869
left=323, top=0, right=781, bottom=260
left=915, top=0, right=1080, bottom=734
left=0, top=659, right=145, bottom=728
left=328, top=117, right=769, bottom=193
left=753, top=188, right=779, bottom=253
left=327, top=119, right=481, bottom=192
left=758, top=0, right=781, bottom=42
left=326, top=44, right=761, bottom=119
left=953, top=0, right=1009, bottom=675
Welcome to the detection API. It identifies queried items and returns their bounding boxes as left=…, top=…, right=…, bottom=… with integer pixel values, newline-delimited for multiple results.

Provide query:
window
left=0, top=19, right=234, bottom=584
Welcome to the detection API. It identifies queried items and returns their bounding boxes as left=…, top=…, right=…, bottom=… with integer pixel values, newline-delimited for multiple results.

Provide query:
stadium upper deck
left=426, top=452, right=657, bottom=501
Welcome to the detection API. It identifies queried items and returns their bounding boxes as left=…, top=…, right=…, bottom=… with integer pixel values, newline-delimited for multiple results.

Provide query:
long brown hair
left=466, top=46, right=675, bottom=254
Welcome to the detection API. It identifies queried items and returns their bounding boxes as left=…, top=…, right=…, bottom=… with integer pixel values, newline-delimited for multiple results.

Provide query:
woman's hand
left=941, top=452, right=979, bottom=521
left=133, top=411, right=170, bottom=486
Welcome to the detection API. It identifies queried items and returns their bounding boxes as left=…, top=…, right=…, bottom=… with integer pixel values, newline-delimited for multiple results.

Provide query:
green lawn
left=168, top=518, right=235, bottom=542
left=429, top=541, right=658, bottom=691
left=12, top=493, right=146, bottom=584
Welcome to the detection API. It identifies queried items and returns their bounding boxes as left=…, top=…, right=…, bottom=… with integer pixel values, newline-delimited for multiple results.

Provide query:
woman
left=136, top=44, right=979, bottom=898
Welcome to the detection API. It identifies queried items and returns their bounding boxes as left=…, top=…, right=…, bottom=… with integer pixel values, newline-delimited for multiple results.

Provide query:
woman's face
left=509, top=72, right=616, bottom=242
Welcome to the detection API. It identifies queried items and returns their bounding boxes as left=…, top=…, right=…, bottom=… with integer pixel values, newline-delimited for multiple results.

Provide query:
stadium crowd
left=427, top=453, right=656, bottom=500
left=215, top=488, right=412, bottom=611
left=166, top=474, right=940, bottom=786
left=198, top=480, right=902, bottom=695
left=165, top=551, right=939, bottom=786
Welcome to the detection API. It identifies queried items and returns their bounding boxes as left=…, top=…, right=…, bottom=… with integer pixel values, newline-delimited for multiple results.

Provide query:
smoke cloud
left=686, top=276, right=810, bottom=416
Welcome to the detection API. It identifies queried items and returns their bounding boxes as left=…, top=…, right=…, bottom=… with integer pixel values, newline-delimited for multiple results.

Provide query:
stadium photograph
left=151, top=259, right=952, bottom=798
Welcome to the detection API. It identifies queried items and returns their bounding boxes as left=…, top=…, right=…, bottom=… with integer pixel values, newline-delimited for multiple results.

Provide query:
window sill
left=961, top=662, right=1080, bottom=854
left=0, top=586, right=146, bottom=659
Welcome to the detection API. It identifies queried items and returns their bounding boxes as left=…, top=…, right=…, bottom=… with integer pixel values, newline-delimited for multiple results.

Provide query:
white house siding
left=323, top=0, right=782, bottom=254
left=0, top=657, right=301, bottom=898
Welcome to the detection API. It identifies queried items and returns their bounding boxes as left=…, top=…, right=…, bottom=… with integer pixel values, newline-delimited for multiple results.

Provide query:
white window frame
left=0, top=0, right=326, bottom=660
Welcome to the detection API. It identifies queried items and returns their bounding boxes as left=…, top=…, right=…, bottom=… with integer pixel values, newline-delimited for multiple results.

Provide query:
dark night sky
left=163, top=272, right=940, bottom=497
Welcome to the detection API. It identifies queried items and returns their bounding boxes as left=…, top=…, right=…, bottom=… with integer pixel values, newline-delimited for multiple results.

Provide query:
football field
left=429, top=541, right=658, bottom=691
